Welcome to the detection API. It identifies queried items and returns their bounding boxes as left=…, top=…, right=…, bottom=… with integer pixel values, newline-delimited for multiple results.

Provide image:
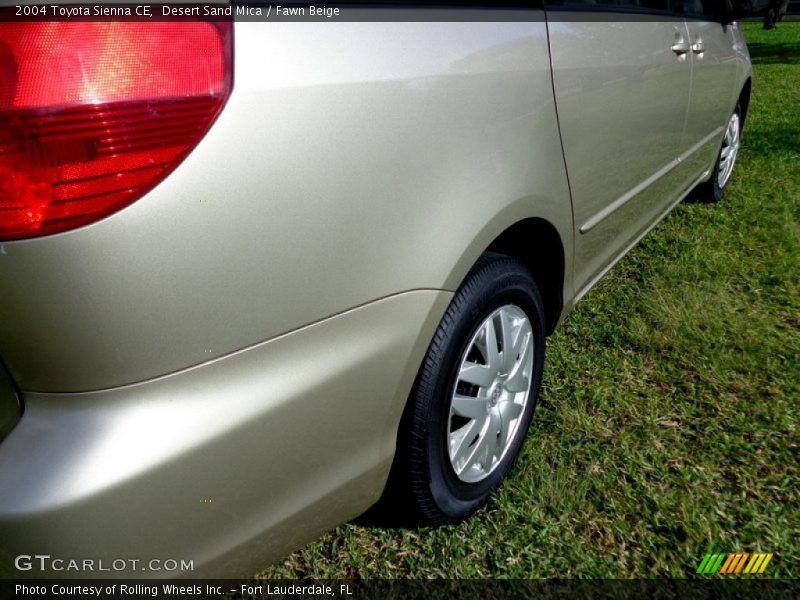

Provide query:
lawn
left=260, top=22, right=799, bottom=579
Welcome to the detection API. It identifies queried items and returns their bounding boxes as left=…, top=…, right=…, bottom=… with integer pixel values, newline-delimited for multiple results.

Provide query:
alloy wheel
left=718, top=112, right=741, bottom=189
left=447, top=305, right=534, bottom=483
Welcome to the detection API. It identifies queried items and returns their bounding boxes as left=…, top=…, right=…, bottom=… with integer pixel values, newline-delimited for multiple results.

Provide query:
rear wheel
left=383, top=252, right=546, bottom=525
left=695, top=105, right=742, bottom=203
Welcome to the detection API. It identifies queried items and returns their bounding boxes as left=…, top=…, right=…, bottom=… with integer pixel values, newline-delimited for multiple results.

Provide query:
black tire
left=693, top=104, right=742, bottom=203
left=380, top=251, right=546, bottom=526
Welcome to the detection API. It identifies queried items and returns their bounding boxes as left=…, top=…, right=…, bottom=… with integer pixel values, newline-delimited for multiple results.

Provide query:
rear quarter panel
left=0, top=19, right=573, bottom=392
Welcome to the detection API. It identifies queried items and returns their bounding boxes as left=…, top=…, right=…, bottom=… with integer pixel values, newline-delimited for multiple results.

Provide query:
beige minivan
left=0, top=0, right=760, bottom=578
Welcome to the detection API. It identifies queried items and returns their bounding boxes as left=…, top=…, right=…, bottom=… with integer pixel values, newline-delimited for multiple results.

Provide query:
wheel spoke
left=450, top=418, right=482, bottom=469
left=505, top=332, right=532, bottom=393
left=459, top=362, right=495, bottom=388
left=483, top=409, right=502, bottom=469
left=499, top=310, right=516, bottom=372
left=500, top=400, right=523, bottom=424
left=497, top=401, right=522, bottom=450
left=452, top=394, right=487, bottom=419
left=512, top=320, right=531, bottom=355
left=454, top=417, right=490, bottom=474
left=483, top=317, right=500, bottom=371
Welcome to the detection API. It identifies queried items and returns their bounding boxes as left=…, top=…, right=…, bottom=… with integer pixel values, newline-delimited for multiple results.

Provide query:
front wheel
left=383, top=252, right=546, bottom=525
left=695, top=105, right=742, bottom=203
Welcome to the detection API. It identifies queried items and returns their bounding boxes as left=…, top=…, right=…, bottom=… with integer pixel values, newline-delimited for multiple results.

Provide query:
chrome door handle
left=671, top=42, right=690, bottom=55
left=692, top=41, right=705, bottom=54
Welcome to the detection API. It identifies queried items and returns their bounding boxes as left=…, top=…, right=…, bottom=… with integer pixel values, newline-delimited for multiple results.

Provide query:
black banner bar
left=3, top=579, right=800, bottom=600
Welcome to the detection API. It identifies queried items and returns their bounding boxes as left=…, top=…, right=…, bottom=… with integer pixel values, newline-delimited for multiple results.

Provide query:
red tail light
left=0, top=22, right=232, bottom=241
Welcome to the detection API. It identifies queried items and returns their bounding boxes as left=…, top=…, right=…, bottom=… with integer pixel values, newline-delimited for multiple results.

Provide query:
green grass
left=260, top=22, right=800, bottom=579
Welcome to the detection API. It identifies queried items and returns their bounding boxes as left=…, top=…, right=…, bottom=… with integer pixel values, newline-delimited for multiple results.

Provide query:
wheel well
left=739, top=78, right=752, bottom=127
left=486, top=218, right=564, bottom=335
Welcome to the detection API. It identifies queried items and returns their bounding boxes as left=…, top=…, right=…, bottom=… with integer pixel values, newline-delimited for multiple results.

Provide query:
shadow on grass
left=742, top=126, right=800, bottom=157
left=746, top=42, right=800, bottom=65
left=352, top=498, right=429, bottom=530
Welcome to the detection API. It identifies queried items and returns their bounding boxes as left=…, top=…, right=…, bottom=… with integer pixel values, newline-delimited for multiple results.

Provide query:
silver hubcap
left=447, top=305, right=534, bottom=483
left=718, top=112, right=740, bottom=189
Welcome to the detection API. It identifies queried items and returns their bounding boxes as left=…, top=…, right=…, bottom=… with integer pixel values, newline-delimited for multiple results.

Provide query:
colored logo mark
left=696, top=552, right=773, bottom=575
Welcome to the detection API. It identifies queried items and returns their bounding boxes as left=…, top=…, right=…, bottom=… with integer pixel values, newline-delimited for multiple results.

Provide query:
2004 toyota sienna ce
left=0, top=0, right=760, bottom=578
